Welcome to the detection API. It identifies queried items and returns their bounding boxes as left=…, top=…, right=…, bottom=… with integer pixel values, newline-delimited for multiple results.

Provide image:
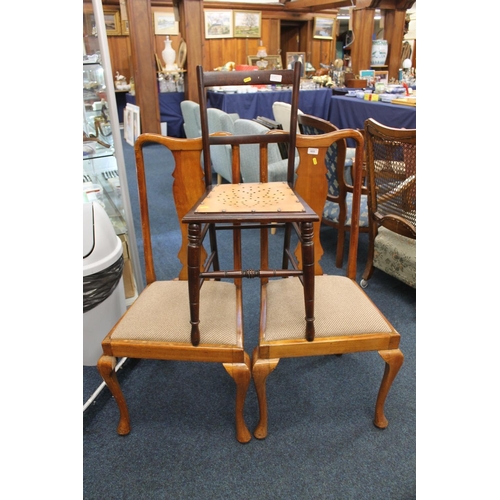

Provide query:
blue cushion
left=323, top=193, right=369, bottom=227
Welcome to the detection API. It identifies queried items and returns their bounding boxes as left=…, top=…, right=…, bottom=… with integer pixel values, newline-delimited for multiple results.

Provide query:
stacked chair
left=360, top=118, right=416, bottom=288
left=95, top=64, right=405, bottom=443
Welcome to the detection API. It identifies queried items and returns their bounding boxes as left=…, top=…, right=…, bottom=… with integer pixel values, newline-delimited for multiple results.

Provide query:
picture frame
left=204, top=10, right=233, bottom=39
left=124, top=104, right=140, bottom=147
left=359, top=69, right=375, bottom=86
left=154, top=12, right=179, bottom=36
left=104, top=11, right=121, bottom=36
left=359, top=70, right=375, bottom=79
left=247, top=55, right=282, bottom=70
left=374, top=70, right=389, bottom=85
left=313, top=16, right=335, bottom=40
left=121, top=19, right=129, bottom=36
left=233, top=10, right=261, bottom=38
left=286, top=52, right=306, bottom=77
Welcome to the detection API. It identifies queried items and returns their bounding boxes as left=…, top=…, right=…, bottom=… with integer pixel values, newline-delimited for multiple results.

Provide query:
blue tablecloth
left=126, top=92, right=185, bottom=138
left=207, top=88, right=332, bottom=121
left=328, top=95, right=416, bottom=131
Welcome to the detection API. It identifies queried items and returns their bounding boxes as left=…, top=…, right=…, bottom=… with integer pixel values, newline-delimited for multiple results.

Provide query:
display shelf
left=83, top=155, right=127, bottom=236
left=83, top=0, right=144, bottom=297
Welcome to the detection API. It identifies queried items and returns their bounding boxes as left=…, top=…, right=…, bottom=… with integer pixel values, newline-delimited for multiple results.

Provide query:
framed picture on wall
left=104, top=11, right=121, bottom=36
left=124, top=104, right=140, bottom=146
left=121, top=19, right=129, bottom=35
left=313, top=16, right=335, bottom=40
left=154, top=12, right=179, bottom=36
left=286, top=52, right=306, bottom=77
left=247, top=55, right=282, bottom=70
left=204, top=10, right=233, bottom=39
left=233, top=10, right=261, bottom=38
left=374, top=70, right=389, bottom=85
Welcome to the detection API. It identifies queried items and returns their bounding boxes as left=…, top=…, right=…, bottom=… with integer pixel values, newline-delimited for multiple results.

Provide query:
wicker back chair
left=360, top=118, right=416, bottom=288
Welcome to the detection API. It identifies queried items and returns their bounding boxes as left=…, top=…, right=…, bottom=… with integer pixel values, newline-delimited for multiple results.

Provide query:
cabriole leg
left=97, top=355, right=131, bottom=435
left=373, top=349, right=404, bottom=429
left=223, top=352, right=252, bottom=444
left=251, top=348, right=280, bottom=440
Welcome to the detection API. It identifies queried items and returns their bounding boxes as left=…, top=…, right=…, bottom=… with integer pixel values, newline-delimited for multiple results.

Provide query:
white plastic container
left=83, top=202, right=126, bottom=366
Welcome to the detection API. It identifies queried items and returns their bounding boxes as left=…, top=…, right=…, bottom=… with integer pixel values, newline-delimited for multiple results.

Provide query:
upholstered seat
left=108, top=280, right=239, bottom=345
left=252, top=128, right=404, bottom=439
left=372, top=227, right=416, bottom=288
left=97, top=134, right=252, bottom=444
left=263, top=276, right=393, bottom=341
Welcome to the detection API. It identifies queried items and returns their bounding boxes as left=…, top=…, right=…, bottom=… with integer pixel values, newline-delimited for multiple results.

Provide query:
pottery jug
left=162, top=36, right=176, bottom=70
left=371, top=40, right=388, bottom=66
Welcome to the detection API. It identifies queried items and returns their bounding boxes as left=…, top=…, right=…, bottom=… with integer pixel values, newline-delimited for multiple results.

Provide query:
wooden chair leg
left=251, top=347, right=280, bottom=440
left=223, top=352, right=252, bottom=444
left=373, top=349, right=404, bottom=429
left=361, top=232, right=376, bottom=285
left=335, top=226, right=345, bottom=268
left=97, top=355, right=131, bottom=435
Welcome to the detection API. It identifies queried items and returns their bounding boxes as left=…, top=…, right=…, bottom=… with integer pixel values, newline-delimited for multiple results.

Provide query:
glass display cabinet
left=83, top=0, right=143, bottom=302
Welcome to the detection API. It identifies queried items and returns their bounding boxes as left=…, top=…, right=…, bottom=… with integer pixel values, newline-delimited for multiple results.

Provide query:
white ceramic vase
left=162, top=36, right=176, bottom=70
left=371, top=40, right=388, bottom=66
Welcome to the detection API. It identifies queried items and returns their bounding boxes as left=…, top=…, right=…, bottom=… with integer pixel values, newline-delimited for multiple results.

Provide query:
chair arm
left=375, top=214, right=416, bottom=239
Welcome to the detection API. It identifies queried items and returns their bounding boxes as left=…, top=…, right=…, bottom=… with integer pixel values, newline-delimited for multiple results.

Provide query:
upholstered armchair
left=233, top=118, right=299, bottom=183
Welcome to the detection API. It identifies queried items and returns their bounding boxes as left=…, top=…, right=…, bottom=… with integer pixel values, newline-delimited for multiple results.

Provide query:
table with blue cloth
left=328, top=95, right=416, bottom=131
left=207, top=88, right=332, bottom=121
left=126, top=92, right=186, bottom=138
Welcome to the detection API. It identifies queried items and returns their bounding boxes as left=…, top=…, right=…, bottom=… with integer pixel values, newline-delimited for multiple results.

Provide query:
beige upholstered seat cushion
left=111, top=280, right=239, bottom=345
left=264, top=276, right=393, bottom=341
left=374, top=226, right=416, bottom=289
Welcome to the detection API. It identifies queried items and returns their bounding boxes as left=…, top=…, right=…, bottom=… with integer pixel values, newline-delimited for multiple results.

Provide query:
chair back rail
left=293, top=129, right=364, bottom=280
left=197, top=65, right=302, bottom=188
left=134, top=133, right=207, bottom=281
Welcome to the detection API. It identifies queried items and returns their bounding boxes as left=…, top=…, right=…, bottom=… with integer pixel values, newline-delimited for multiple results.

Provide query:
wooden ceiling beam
left=285, top=0, right=353, bottom=10
left=355, top=0, right=415, bottom=9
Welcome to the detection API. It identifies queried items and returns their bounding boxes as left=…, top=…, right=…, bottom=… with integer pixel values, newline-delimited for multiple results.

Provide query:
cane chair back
left=252, top=128, right=404, bottom=439
left=361, top=118, right=416, bottom=288
left=97, top=133, right=252, bottom=443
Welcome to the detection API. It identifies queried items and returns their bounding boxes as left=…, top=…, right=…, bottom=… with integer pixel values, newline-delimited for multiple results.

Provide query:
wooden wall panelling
left=175, top=0, right=204, bottom=102
left=152, top=6, right=183, bottom=66
left=350, top=7, right=375, bottom=75
left=382, top=8, right=406, bottom=80
left=127, top=0, right=161, bottom=134
left=107, top=36, right=132, bottom=81
left=267, top=18, right=281, bottom=56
